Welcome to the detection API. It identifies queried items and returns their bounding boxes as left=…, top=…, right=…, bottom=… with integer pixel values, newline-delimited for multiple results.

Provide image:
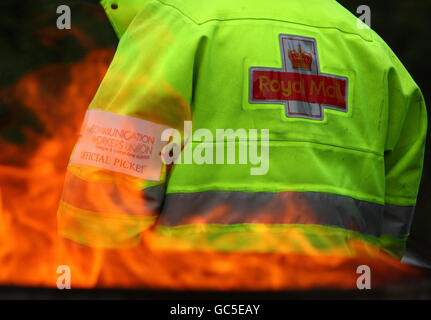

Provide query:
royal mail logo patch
left=249, top=34, right=349, bottom=120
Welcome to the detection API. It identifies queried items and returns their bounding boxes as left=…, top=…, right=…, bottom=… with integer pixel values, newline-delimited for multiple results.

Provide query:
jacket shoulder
left=158, top=0, right=372, bottom=40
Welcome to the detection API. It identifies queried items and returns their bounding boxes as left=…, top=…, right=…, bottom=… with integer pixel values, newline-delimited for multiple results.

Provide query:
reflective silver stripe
left=159, top=191, right=384, bottom=237
left=382, top=204, right=415, bottom=237
left=60, top=171, right=165, bottom=215
left=159, top=191, right=415, bottom=238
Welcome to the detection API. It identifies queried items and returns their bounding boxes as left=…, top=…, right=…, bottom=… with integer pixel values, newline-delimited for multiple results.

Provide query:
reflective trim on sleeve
left=58, top=168, right=164, bottom=247
left=382, top=204, right=415, bottom=238
left=61, top=169, right=164, bottom=217
left=57, top=200, right=157, bottom=248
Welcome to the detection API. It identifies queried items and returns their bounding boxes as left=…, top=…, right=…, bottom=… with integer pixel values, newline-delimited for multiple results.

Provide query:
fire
left=0, top=38, right=425, bottom=291
left=0, top=48, right=115, bottom=287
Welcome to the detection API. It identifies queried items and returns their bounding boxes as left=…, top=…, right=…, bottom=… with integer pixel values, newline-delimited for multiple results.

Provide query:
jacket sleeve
left=57, top=2, right=199, bottom=247
left=381, top=43, right=428, bottom=257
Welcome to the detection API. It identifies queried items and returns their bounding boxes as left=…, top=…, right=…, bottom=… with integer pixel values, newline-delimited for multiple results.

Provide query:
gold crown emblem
left=288, top=44, right=313, bottom=70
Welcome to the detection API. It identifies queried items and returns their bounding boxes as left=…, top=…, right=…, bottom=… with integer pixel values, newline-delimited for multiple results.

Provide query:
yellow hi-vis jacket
left=57, top=0, right=427, bottom=258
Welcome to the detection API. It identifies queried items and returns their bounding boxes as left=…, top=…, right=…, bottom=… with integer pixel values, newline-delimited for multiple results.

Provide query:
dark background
left=0, top=0, right=430, bottom=261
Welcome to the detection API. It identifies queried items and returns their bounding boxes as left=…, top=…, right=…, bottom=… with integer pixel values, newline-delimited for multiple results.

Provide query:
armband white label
left=70, top=109, right=170, bottom=181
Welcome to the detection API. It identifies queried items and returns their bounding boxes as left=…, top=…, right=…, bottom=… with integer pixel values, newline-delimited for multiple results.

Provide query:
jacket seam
left=190, top=139, right=383, bottom=157
left=155, top=0, right=373, bottom=42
